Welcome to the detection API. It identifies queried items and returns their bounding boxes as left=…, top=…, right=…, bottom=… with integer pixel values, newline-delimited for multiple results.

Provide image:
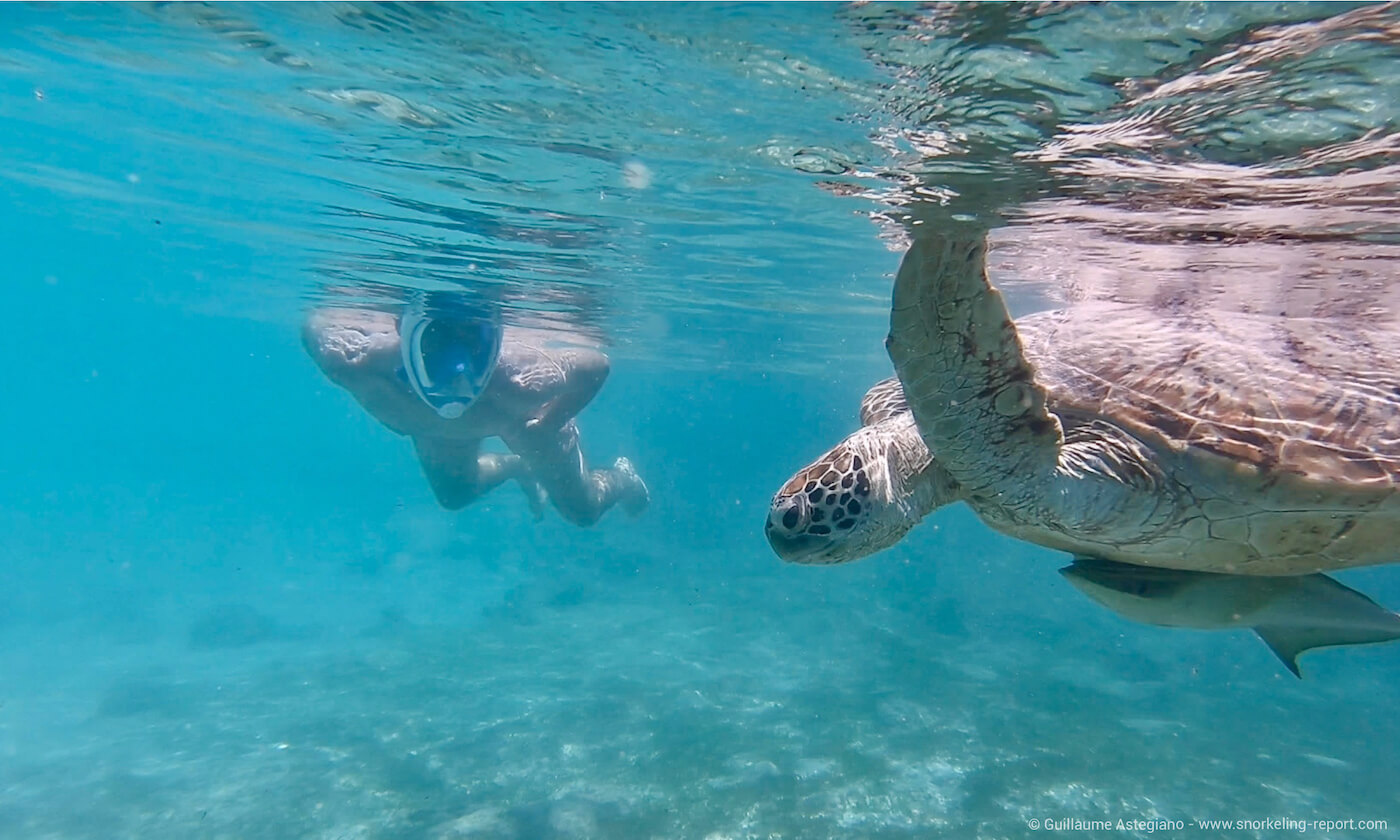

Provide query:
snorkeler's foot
left=613, top=457, right=650, bottom=517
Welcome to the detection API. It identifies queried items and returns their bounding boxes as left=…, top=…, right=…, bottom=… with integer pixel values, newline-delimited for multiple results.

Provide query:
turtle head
left=766, top=420, right=949, bottom=565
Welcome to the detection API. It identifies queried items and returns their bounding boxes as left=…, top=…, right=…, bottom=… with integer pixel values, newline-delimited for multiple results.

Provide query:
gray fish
left=1061, top=557, right=1400, bottom=678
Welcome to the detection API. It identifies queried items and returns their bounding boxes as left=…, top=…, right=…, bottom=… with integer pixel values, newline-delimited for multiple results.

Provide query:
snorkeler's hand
left=525, top=398, right=561, bottom=431
left=518, top=475, right=547, bottom=522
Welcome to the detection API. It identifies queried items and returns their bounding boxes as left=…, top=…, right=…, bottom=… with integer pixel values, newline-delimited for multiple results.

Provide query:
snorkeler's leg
left=509, top=422, right=648, bottom=526
left=412, top=436, right=544, bottom=516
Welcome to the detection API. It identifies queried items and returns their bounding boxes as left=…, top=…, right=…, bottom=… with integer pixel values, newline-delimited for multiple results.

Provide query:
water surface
left=2, top=4, right=1398, bottom=838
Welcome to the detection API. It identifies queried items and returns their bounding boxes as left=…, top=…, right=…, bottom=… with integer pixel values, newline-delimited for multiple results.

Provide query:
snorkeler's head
left=400, top=295, right=503, bottom=419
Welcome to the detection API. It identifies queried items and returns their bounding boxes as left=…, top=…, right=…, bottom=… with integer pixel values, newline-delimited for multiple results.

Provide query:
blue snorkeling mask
left=400, top=302, right=503, bottom=419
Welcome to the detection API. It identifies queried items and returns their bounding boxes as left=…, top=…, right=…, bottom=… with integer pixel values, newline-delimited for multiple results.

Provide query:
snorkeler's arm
left=520, top=347, right=611, bottom=431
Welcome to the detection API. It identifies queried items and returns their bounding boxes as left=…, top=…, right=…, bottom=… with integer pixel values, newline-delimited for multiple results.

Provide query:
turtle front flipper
left=887, top=231, right=1063, bottom=504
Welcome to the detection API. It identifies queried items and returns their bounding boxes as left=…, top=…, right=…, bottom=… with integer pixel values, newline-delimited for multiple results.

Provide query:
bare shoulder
left=302, top=307, right=402, bottom=375
left=494, top=328, right=608, bottom=392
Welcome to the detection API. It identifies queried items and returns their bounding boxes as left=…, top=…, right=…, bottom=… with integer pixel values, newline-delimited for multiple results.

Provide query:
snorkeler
left=302, top=296, right=649, bottom=525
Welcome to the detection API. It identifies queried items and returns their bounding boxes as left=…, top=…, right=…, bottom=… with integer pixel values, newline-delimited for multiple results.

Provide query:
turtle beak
left=765, top=495, right=832, bottom=563
left=767, top=530, right=830, bottom=563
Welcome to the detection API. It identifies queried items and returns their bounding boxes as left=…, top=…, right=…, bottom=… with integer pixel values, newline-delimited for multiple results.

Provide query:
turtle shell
left=1018, top=303, right=1400, bottom=489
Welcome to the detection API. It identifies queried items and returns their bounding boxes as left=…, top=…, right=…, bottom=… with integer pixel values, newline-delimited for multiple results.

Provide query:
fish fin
left=1253, top=627, right=1307, bottom=678
left=1255, top=599, right=1400, bottom=680
left=1299, top=572, right=1395, bottom=611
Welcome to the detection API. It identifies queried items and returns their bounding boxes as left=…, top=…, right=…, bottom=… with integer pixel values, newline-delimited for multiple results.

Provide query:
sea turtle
left=766, top=228, right=1400, bottom=672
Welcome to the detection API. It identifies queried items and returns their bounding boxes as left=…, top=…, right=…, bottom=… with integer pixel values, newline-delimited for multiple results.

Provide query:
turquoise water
left=2, top=3, right=1399, bottom=838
